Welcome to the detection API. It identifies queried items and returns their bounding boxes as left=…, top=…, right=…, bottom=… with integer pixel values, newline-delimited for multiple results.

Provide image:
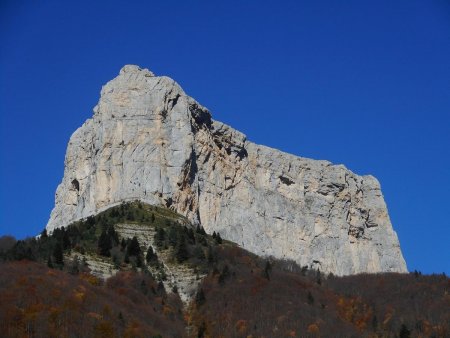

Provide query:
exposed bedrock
left=46, top=65, right=407, bottom=275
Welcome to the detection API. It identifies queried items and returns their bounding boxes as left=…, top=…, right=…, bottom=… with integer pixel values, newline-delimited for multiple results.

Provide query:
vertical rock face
left=46, top=65, right=407, bottom=275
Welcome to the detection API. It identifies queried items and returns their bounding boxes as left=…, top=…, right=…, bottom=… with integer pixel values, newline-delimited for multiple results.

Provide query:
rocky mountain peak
left=119, top=64, right=154, bottom=76
left=46, top=65, right=407, bottom=275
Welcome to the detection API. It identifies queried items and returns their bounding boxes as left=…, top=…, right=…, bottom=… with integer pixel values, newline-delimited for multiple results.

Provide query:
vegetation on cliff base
left=0, top=201, right=449, bottom=337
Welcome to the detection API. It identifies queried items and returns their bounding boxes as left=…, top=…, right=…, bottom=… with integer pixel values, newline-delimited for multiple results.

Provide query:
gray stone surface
left=46, top=65, right=407, bottom=275
left=114, top=222, right=203, bottom=305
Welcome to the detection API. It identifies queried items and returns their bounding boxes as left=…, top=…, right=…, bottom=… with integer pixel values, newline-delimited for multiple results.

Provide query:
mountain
left=46, top=65, right=406, bottom=275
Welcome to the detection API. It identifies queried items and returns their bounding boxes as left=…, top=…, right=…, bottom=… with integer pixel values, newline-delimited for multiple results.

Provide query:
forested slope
left=1, top=202, right=448, bottom=338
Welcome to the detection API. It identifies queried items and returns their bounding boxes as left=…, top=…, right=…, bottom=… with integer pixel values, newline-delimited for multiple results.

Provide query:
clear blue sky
left=1, top=0, right=449, bottom=274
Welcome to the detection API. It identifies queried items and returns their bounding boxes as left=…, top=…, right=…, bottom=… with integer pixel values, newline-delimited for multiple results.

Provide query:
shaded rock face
left=47, top=65, right=407, bottom=275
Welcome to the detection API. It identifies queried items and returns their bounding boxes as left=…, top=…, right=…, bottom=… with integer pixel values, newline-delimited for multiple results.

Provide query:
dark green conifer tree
left=41, top=229, right=48, bottom=238
left=197, top=322, right=206, bottom=338
left=53, top=242, right=64, bottom=266
left=219, top=264, right=230, bottom=284
left=86, top=215, right=95, bottom=227
left=127, top=236, right=141, bottom=256
left=136, top=253, right=143, bottom=267
left=140, top=279, right=148, bottom=294
left=193, top=245, right=205, bottom=260
left=307, top=291, right=314, bottom=305
left=154, top=227, right=166, bottom=249
left=195, top=288, right=206, bottom=306
left=187, top=228, right=195, bottom=244
left=316, top=269, right=322, bottom=285
left=111, top=208, right=119, bottom=218
left=146, top=246, right=157, bottom=263
left=118, top=312, right=125, bottom=326
left=215, top=232, right=223, bottom=244
left=62, top=229, right=71, bottom=250
left=157, top=281, right=165, bottom=295
left=399, top=324, right=411, bottom=338
left=168, top=227, right=178, bottom=246
left=207, top=245, right=216, bottom=264
left=262, top=261, right=271, bottom=280
left=196, top=225, right=206, bottom=236
left=47, top=256, right=53, bottom=268
left=126, top=210, right=135, bottom=221
left=98, top=230, right=112, bottom=256
left=175, top=232, right=189, bottom=263
left=372, top=315, right=378, bottom=331
left=107, top=225, right=119, bottom=245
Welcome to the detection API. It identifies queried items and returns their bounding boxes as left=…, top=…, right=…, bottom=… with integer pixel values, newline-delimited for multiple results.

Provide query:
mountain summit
left=46, top=65, right=407, bottom=275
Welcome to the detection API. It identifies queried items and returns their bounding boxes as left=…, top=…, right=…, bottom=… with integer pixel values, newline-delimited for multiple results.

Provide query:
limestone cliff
left=46, top=65, right=407, bottom=275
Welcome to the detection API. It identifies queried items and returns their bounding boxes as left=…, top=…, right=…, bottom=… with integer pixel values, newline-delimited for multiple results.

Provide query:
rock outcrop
left=46, top=65, right=407, bottom=275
